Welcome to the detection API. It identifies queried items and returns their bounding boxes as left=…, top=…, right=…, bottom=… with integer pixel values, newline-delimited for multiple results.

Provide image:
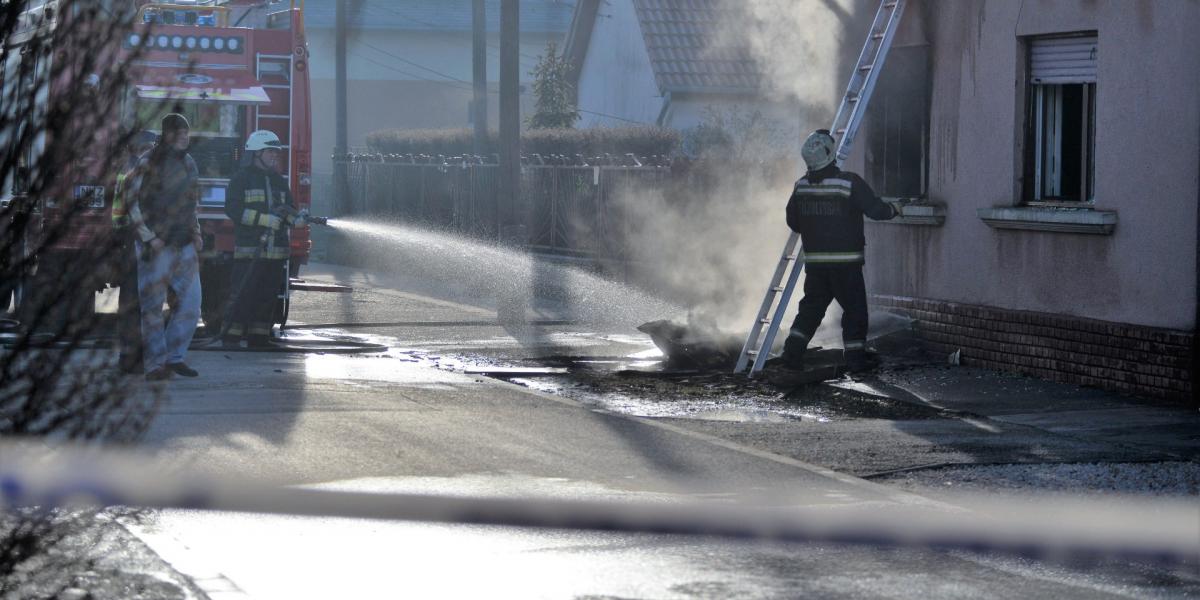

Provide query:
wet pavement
left=109, top=262, right=1200, bottom=598
left=134, top=479, right=1200, bottom=600
left=288, top=260, right=1198, bottom=490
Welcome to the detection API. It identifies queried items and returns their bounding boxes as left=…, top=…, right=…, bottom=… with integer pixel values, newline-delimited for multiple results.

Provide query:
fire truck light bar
left=126, top=33, right=244, bottom=54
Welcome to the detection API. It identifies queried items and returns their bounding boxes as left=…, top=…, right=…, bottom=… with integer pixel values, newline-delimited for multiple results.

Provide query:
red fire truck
left=4, top=0, right=314, bottom=330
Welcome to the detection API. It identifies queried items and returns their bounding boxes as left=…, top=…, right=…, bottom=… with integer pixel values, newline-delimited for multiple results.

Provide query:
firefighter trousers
left=225, top=258, right=286, bottom=341
left=781, top=265, right=869, bottom=362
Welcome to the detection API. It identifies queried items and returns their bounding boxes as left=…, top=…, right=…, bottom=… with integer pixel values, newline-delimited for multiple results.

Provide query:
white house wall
left=575, top=0, right=662, bottom=127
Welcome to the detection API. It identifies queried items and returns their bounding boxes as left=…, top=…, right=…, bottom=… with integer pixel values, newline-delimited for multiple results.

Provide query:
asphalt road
left=126, top=263, right=1199, bottom=599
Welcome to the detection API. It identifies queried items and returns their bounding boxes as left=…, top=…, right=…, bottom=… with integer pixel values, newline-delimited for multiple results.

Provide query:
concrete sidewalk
left=872, top=360, right=1200, bottom=463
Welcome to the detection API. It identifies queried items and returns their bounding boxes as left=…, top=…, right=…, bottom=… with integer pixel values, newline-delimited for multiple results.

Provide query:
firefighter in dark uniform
left=222, top=130, right=299, bottom=347
left=771, top=129, right=901, bottom=373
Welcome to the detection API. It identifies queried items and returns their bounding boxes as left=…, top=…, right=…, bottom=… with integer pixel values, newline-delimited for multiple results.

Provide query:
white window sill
left=977, top=206, right=1116, bottom=235
left=868, top=201, right=946, bottom=226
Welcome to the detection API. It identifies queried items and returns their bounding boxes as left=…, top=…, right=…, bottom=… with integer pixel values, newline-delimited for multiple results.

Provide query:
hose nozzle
left=295, top=209, right=329, bottom=226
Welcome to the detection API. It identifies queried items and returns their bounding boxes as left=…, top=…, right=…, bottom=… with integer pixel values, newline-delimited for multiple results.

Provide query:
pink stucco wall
left=860, top=0, right=1200, bottom=330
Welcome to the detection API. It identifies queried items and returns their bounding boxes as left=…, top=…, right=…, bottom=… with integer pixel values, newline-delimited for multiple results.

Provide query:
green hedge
left=365, top=126, right=681, bottom=158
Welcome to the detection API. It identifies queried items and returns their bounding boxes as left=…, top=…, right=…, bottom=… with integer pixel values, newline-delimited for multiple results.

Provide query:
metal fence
left=336, top=158, right=675, bottom=259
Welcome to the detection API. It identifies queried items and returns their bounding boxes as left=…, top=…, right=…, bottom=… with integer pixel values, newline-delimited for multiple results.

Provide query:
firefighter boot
left=764, top=352, right=805, bottom=372
left=246, top=334, right=273, bottom=349
left=845, top=349, right=879, bottom=373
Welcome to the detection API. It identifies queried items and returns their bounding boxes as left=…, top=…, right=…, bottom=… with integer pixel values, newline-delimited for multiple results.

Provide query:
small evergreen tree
left=527, top=41, right=580, bottom=129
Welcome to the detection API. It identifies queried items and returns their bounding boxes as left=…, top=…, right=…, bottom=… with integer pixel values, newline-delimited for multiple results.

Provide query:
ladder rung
left=771, top=286, right=784, bottom=292
left=836, top=128, right=847, bottom=134
left=859, top=64, right=874, bottom=71
left=746, top=350, right=759, bottom=355
left=872, top=33, right=885, bottom=40
left=781, top=255, right=796, bottom=262
left=759, top=319, right=771, bottom=324
left=885, top=1, right=898, bottom=8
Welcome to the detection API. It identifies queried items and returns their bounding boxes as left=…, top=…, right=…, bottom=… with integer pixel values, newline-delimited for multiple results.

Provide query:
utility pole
left=498, top=0, right=522, bottom=244
left=334, top=0, right=350, bottom=215
left=472, top=0, right=488, bottom=156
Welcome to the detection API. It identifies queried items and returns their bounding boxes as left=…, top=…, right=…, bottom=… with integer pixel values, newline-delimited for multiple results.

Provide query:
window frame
left=1022, top=32, right=1097, bottom=206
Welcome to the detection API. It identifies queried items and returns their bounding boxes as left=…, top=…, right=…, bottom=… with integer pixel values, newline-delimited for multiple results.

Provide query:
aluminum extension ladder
left=734, top=0, right=907, bottom=376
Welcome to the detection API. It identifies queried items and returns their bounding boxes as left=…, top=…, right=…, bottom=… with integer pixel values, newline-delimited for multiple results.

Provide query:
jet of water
left=326, top=219, right=680, bottom=328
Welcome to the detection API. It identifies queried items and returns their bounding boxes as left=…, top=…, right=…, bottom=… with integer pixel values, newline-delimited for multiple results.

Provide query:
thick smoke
left=616, top=163, right=795, bottom=332
left=727, top=0, right=862, bottom=113
left=615, top=0, right=866, bottom=348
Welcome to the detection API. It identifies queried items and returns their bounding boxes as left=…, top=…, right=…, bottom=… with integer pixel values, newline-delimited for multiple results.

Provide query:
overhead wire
left=348, top=51, right=473, bottom=92
left=352, top=1, right=546, bottom=63
left=339, top=3, right=647, bottom=123
left=358, top=41, right=472, bottom=85
left=337, top=50, right=651, bottom=125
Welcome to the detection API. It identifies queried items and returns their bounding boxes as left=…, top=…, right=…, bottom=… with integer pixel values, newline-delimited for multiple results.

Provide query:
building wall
left=862, top=0, right=1200, bottom=331
left=575, top=0, right=663, bottom=127
left=306, top=29, right=561, bottom=173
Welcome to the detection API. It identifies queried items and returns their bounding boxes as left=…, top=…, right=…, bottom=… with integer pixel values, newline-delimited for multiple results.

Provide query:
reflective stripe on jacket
left=225, top=165, right=295, bottom=260
left=785, top=166, right=896, bottom=268
left=111, top=172, right=130, bottom=228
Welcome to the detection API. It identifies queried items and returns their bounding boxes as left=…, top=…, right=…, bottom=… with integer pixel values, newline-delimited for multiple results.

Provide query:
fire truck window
left=190, top=138, right=239, bottom=179
left=133, top=101, right=245, bottom=180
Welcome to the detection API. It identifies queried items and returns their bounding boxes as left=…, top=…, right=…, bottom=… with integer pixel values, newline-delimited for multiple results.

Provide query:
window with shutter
left=1026, top=35, right=1097, bottom=203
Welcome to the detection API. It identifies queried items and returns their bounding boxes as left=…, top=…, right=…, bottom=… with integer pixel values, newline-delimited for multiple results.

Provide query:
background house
left=566, top=0, right=805, bottom=153
left=302, top=0, right=574, bottom=175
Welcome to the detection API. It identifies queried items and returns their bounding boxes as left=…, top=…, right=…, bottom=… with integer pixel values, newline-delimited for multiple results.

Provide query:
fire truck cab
left=2, top=0, right=313, bottom=331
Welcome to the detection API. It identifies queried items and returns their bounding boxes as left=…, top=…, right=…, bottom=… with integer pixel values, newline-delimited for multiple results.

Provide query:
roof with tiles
left=301, top=0, right=574, bottom=33
left=631, top=0, right=762, bottom=94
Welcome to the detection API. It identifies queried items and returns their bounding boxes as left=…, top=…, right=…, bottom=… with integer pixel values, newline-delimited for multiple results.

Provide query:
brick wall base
left=871, top=295, right=1195, bottom=403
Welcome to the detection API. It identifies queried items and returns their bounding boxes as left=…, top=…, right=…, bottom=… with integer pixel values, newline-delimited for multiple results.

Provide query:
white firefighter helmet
left=801, top=129, right=836, bottom=171
left=245, top=130, right=282, bottom=152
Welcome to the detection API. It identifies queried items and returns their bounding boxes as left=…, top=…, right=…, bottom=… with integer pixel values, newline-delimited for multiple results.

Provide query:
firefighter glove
left=272, top=204, right=300, bottom=226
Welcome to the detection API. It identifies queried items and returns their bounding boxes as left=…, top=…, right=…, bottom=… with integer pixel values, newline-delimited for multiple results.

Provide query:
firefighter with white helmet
left=221, top=129, right=299, bottom=347
left=245, top=130, right=282, bottom=154
left=768, top=129, right=901, bottom=373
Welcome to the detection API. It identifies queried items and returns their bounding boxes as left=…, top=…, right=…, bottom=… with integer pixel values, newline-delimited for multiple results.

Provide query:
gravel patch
left=878, top=461, right=1200, bottom=497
